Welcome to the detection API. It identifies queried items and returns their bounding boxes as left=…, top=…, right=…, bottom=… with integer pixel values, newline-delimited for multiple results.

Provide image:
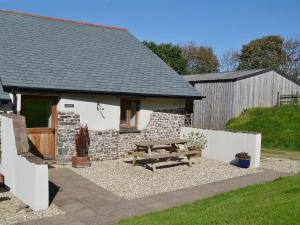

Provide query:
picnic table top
left=134, top=138, right=188, bottom=147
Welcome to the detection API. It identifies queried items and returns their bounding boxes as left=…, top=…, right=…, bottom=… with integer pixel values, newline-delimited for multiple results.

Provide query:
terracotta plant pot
left=71, top=156, right=91, bottom=168
left=0, top=174, right=4, bottom=188
left=188, top=147, right=202, bottom=157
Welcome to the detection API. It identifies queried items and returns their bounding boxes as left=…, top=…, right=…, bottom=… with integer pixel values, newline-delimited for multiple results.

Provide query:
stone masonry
left=57, top=109, right=185, bottom=164
left=57, top=112, right=81, bottom=163
left=118, top=109, right=185, bottom=156
left=89, top=130, right=119, bottom=160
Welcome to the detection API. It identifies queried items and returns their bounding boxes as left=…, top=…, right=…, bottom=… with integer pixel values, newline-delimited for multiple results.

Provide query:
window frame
left=120, top=99, right=140, bottom=129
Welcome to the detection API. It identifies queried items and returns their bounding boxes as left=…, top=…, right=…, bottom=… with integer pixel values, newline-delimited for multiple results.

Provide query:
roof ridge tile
left=0, top=9, right=128, bottom=31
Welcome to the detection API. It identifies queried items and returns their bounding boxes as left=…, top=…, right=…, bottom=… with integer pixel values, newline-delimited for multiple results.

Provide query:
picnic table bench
left=131, top=138, right=200, bottom=172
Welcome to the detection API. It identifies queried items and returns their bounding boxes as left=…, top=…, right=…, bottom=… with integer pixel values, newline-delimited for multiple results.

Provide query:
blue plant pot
left=239, top=159, right=250, bottom=168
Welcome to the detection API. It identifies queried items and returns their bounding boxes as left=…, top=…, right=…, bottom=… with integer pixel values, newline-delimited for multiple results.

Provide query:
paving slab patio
left=16, top=167, right=288, bottom=225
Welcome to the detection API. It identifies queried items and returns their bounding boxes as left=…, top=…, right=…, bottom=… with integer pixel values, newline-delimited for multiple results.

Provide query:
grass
left=262, top=148, right=300, bottom=161
left=114, top=174, right=300, bottom=225
left=225, top=105, right=300, bottom=152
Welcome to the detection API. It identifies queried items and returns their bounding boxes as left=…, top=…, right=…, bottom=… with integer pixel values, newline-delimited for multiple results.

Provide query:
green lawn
left=114, top=174, right=300, bottom=225
left=262, top=148, right=300, bottom=161
left=225, top=105, right=300, bottom=152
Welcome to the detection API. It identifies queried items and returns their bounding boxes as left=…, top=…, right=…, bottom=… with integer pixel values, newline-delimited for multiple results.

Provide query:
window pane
left=22, top=98, right=52, bottom=128
left=120, top=100, right=130, bottom=127
left=130, top=102, right=137, bottom=127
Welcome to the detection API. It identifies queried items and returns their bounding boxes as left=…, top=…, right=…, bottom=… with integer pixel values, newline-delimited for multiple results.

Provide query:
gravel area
left=0, top=191, right=64, bottom=225
left=261, top=157, right=300, bottom=173
left=68, top=157, right=262, bottom=199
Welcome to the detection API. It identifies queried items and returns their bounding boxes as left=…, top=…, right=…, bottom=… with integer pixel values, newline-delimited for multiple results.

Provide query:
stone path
left=17, top=168, right=288, bottom=225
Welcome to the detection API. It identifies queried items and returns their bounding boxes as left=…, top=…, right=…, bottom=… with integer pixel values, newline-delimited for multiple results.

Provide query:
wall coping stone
left=184, top=126, right=261, bottom=135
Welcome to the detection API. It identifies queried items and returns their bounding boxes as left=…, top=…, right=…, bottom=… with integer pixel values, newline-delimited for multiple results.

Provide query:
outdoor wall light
left=97, top=101, right=105, bottom=118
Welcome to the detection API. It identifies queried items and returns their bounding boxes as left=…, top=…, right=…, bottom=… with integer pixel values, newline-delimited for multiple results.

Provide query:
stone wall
left=118, top=109, right=185, bottom=156
left=57, top=112, right=80, bottom=163
left=89, top=130, right=119, bottom=160
left=57, top=109, right=185, bottom=163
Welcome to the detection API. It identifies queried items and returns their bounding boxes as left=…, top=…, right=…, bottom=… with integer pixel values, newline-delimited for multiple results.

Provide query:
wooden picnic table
left=134, top=138, right=188, bottom=153
left=135, top=138, right=188, bottom=147
left=132, top=138, right=200, bottom=172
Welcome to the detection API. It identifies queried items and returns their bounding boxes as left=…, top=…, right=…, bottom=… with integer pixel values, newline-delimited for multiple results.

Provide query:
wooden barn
left=185, top=69, right=300, bottom=129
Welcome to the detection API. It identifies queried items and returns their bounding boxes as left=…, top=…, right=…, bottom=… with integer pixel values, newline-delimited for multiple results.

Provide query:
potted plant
left=184, top=131, right=207, bottom=156
left=72, top=124, right=91, bottom=168
left=235, top=152, right=251, bottom=168
left=0, top=174, right=4, bottom=188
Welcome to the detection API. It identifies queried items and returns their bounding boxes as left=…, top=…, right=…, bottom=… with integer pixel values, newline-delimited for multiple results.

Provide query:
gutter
left=3, top=85, right=205, bottom=100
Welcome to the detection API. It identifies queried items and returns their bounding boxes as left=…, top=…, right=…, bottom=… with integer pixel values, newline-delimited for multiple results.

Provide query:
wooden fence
left=277, top=92, right=300, bottom=105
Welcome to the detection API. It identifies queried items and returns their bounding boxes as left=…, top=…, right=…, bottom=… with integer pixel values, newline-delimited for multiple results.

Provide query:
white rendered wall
left=180, top=127, right=261, bottom=168
left=58, top=95, right=185, bottom=131
left=0, top=116, right=49, bottom=211
left=58, top=95, right=120, bottom=131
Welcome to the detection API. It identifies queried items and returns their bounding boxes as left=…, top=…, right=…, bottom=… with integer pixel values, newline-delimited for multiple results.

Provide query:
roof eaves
left=233, top=68, right=272, bottom=82
left=189, top=78, right=236, bottom=84
left=187, top=69, right=271, bottom=83
left=271, top=69, right=300, bottom=86
left=3, top=85, right=205, bottom=100
left=187, top=69, right=300, bottom=86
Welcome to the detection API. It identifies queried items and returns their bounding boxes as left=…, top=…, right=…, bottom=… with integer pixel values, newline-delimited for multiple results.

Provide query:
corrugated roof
left=0, top=10, right=203, bottom=99
left=184, top=69, right=267, bottom=82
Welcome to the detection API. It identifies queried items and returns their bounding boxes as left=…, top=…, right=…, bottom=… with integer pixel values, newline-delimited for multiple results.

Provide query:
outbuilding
left=185, top=69, right=300, bottom=129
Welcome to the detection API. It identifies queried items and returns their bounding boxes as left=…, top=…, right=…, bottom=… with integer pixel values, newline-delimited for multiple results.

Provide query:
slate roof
left=0, top=82, right=10, bottom=101
left=0, top=10, right=203, bottom=99
left=184, top=69, right=267, bottom=83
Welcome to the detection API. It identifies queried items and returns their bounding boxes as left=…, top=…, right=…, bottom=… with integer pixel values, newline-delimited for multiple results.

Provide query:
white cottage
left=0, top=10, right=203, bottom=163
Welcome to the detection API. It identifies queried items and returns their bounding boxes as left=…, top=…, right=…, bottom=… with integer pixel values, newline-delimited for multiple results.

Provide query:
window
left=120, top=99, right=139, bottom=129
left=185, top=99, right=194, bottom=114
left=21, top=97, right=52, bottom=128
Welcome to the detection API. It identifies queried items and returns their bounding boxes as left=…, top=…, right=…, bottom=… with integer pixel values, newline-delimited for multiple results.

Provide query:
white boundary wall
left=0, top=116, right=49, bottom=211
left=180, top=127, right=261, bottom=168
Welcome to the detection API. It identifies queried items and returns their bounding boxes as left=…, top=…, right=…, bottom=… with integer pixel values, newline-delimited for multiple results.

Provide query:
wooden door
left=21, top=96, right=57, bottom=159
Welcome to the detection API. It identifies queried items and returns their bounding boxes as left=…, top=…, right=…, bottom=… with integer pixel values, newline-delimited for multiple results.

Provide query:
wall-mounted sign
left=64, top=104, right=74, bottom=108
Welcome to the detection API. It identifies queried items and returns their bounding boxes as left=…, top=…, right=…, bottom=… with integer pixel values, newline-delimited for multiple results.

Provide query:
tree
left=281, top=39, right=300, bottom=80
left=220, top=50, right=240, bottom=72
left=238, top=35, right=288, bottom=71
left=143, top=41, right=187, bottom=75
left=182, top=42, right=219, bottom=74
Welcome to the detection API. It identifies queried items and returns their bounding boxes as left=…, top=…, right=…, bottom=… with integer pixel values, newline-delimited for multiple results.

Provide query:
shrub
left=75, top=124, right=90, bottom=157
left=184, top=131, right=207, bottom=150
left=235, top=152, right=250, bottom=160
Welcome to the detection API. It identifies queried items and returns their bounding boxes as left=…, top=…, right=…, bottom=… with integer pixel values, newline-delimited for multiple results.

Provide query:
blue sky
left=1, top=0, right=299, bottom=58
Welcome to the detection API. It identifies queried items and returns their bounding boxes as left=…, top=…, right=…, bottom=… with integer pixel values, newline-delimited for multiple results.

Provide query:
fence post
left=277, top=92, right=280, bottom=105
left=297, top=91, right=299, bottom=104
